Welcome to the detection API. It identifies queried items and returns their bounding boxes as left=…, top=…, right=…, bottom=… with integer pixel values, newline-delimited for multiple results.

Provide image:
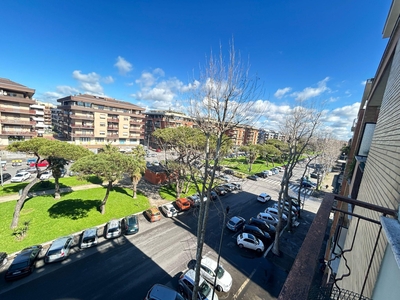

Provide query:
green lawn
left=0, top=186, right=150, bottom=254
left=159, top=183, right=205, bottom=201
left=0, top=175, right=102, bottom=197
left=221, top=158, right=281, bottom=175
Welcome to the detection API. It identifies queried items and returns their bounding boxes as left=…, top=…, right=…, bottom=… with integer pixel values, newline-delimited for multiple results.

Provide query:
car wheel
left=238, top=244, right=243, bottom=248
left=216, top=285, right=223, bottom=292
left=256, top=248, right=262, bottom=253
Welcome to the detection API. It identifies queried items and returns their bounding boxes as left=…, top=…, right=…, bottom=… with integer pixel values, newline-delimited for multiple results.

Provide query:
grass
left=0, top=186, right=150, bottom=254
left=0, top=175, right=102, bottom=197
left=159, top=182, right=205, bottom=201
left=221, top=157, right=282, bottom=175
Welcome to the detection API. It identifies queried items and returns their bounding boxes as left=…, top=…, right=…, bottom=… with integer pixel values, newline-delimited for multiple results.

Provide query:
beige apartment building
left=57, top=94, right=145, bottom=149
left=0, top=78, right=37, bottom=147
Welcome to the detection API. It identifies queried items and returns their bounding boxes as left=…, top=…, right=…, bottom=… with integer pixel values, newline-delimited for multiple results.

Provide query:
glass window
left=100, top=122, right=105, bottom=126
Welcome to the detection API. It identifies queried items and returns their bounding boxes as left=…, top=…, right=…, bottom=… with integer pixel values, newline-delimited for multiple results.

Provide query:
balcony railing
left=107, top=133, right=119, bottom=137
left=70, top=133, right=94, bottom=137
left=278, top=194, right=398, bottom=300
left=70, top=114, right=94, bottom=120
left=107, top=127, right=118, bottom=131
left=1, top=131, right=36, bottom=136
left=107, top=118, right=119, bottom=122
left=70, top=124, right=94, bottom=128
left=1, top=118, right=35, bottom=125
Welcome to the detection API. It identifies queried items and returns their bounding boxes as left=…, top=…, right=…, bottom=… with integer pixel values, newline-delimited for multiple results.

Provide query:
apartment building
left=57, top=94, right=145, bottom=149
left=30, top=103, right=46, bottom=137
left=0, top=78, right=37, bottom=147
left=144, top=110, right=194, bottom=149
left=280, top=2, right=400, bottom=299
left=258, top=129, right=286, bottom=144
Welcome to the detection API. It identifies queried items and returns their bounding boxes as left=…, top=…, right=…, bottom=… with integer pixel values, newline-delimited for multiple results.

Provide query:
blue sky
left=1, top=1, right=393, bottom=140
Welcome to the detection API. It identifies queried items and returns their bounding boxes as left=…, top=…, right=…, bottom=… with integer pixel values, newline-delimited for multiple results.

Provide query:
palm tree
left=126, top=146, right=146, bottom=199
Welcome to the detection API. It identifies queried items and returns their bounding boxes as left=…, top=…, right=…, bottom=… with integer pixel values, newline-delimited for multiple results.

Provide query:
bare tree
left=188, top=41, right=264, bottom=300
left=272, top=102, right=324, bottom=255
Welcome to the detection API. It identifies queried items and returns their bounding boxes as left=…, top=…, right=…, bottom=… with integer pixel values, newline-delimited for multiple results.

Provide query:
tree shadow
left=86, top=175, right=102, bottom=184
left=48, top=199, right=102, bottom=220
left=112, top=186, right=132, bottom=197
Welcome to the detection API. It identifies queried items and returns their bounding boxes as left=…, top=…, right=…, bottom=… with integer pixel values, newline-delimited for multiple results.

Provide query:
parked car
left=247, top=175, right=259, bottom=181
left=210, top=190, right=218, bottom=201
left=224, top=169, right=234, bottom=175
left=4, top=245, right=42, bottom=281
left=242, top=224, right=271, bottom=244
left=226, top=216, right=246, bottom=232
left=45, top=236, right=74, bottom=263
left=197, top=256, right=232, bottom=292
left=178, top=269, right=219, bottom=300
left=145, top=284, right=185, bottom=300
left=10, top=171, right=31, bottom=183
left=16, top=168, right=30, bottom=174
left=257, top=193, right=271, bottom=203
left=265, top=207, right=288, bottom=221
left=40, top=170, right=52, bottom=180
left=272, top=203, right=298, bottom=218
left=161, top=203, right=178, bottom=217
left=80, top=227, right=98, bottom=249
left=301, top=181, right=316, bottom=188
left=310, top=172, right=321, bottom=179
left=222, top=183, right=236, bottom=192
left=236, top=233, right=264, bottom=253
left=105, top=219, right=122, bottom=238
left=176, top=198, right=191, bottom=211
left=256, top=172, right=268, bottom=178
left=145, top=207, right=162, bottom=222
left=214, top=186, right=228, bottom=196
left=271, top=168, right=279, bottom=175
left=0, top=252, right=7, bottom=268
left=262, top=170, right=273, bottom=176
left=257, top=212, right=279, bottom=226
left=187, top=194, right=207, bottom=207
left=0, top=173, right=11, bottom=183
left=248, top=217, right=276, bottom=238
left=123, top=214, right=139, bottom=235
left=218, top=175, right=231, bottom=182
left=231, top=182, right=242, bottom=190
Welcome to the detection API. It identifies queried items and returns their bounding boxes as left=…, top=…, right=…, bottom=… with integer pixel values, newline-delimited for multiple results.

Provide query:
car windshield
left=9, top=261, right=28, bottom=271
left=215, top=265, right=225, bottom=279
left=15, top=174, right=23, bottom=177
left=228, top=220, right=235, bottom=226
left=108, top=227, right=119, bottom=233
left=83, top=237, right=96, bottom=243
left=47, top=249, right=61, bottom=256
left=199, top=281, right=211, bottom=297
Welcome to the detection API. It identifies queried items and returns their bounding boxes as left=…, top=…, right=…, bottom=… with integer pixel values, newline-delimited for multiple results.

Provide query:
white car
left=199, top=257, right=232, bottom=292
left=161, top=203, right=178, bottom=217
left=262, top=170, right=273, bottom=176
left=40, top=170, right=52, bottom=180
left=236, top=233, right=264, bottom=252
left=265, top=207, right=288, bottom=221
left=257, top=193, right=271, bottom=203
left=257, top=212, right=279, bottom=226
left=10, top=171, right=31, bottom=183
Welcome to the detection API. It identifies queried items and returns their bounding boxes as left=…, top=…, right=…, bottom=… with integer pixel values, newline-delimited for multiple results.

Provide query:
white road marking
left=233, top=268, right=256, bottom=299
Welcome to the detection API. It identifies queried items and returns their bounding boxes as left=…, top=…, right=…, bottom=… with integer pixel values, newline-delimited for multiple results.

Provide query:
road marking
left=233, top=268, right=256, bottom=299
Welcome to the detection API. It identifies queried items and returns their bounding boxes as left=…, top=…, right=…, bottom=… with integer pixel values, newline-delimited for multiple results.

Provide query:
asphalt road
left=0, top=166, right=311, bottom=300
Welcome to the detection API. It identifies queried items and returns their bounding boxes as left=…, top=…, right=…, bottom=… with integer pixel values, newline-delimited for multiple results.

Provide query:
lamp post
left=211, top=205, right=230, bottom=300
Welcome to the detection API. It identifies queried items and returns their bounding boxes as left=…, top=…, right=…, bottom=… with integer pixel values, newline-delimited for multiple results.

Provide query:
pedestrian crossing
left=256, top=177, right=314, bottom=196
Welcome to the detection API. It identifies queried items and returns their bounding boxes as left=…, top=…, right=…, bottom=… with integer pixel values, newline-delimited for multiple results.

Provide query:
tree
left=239, top=144, right=259, bottom=171
left=188, top=41, right=263, bottom=300
left=257, top=143, right=281, bottom=167
left=71, top=144, right=126, bottom=214
left=272, top=103, right=323, bottom=255
left=125, top=145, right=146, bottom=199
left=6, top=138, right=91, bottom=229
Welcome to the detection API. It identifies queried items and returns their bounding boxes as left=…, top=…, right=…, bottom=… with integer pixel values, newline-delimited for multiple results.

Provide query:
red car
left=29, top=160, right=49, bottom=168
left=175, top=198, right=191, bottom=211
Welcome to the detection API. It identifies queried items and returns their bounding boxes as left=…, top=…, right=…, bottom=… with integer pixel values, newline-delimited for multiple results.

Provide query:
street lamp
left=211, top=205, right=230, bottom=300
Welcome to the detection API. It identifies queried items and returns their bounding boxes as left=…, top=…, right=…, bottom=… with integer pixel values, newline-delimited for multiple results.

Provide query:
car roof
left=13, top=246, right=40, bottom=263
left=149, top=284, right=180, bottom=299
left=184, top=269, right=205, bottom=285
left=148, top=207, right=160, bottom=213
left=163, top=203, right=174, bottom=209
left=241, top=232, right=255, bottom=239
left=50, top=236, right=71, bottom=249
left=259, top=193, right=268, bottom=197
left=83, top=227, right=97, bottom=237
left=108, top=219, right=120, bottom=228
left=230, top=216, right=243, bottom=223
left=201, top=256, right=217, bottom=270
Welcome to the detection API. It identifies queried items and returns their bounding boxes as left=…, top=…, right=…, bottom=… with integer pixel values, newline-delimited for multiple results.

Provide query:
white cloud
left=72, top=70, right=104, bottom=94
left=274, top=87, right=292, bottom=98
left=290, top=77, right=330, bottom=101
left=103, top=76, right=114, bottom=84
left=42, top=85, right=80, bottom=103
left=132, top=69, right=197, bottom=104
left=361, top=80, right=367, bottom=85
left=114, top=56, right=133, bottom=75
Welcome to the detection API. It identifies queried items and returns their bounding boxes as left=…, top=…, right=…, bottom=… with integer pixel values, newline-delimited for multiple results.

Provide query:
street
left=0, top=165, right=318, bottom=300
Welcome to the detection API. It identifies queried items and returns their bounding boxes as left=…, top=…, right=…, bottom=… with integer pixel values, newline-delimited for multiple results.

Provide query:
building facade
left=57, top=94, right=145, bottom=149
left=144, top=110, right=194, bottom=149
left=0, top=78, right=37, bottom=147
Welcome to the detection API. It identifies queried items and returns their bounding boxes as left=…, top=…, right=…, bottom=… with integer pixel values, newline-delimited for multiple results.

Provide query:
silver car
left=80, top=227, right=98, bottom=249
left=105, top=219, right=122, bottom=239
left=45, top=236, right=74, bottom=263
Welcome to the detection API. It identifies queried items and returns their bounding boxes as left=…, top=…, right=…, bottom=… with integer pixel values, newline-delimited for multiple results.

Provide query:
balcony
left=70, top=133, right=94, bottom=137
left=107, top=127, right=118, bottom=131
left=70, top=123, right=94, bottom=129
left=1, top=130, right=36, bottom=136
left=107, top=118, right=119, bottom=123
left=107, top=133, right=119, bottom=137
left=129, top=127, right=141, bottom=133
left=1, top=118, right=35, bottom=125
left=278, top=194, right=398, bottom=300
left=69, top=114, right=94, bottom=120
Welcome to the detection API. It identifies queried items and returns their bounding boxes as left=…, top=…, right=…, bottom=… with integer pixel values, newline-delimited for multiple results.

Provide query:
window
left=100, top=131, right=105, bottom=135
left=98, top=105, right=104, bottom=110
left=130, top=139, right=137, bottom=143
left=80, top=137, right=90, bottom=142
left=123, top=125, right=128, bottom=129
left=123, top=132, right=128, bottom=136
left=124, top=117, right=129, bottom=121
left=100, top=122, right=105, bottom=127
left=95, top=138, right=104, bottom=142
left=100, top=114, right=106, bottom=119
